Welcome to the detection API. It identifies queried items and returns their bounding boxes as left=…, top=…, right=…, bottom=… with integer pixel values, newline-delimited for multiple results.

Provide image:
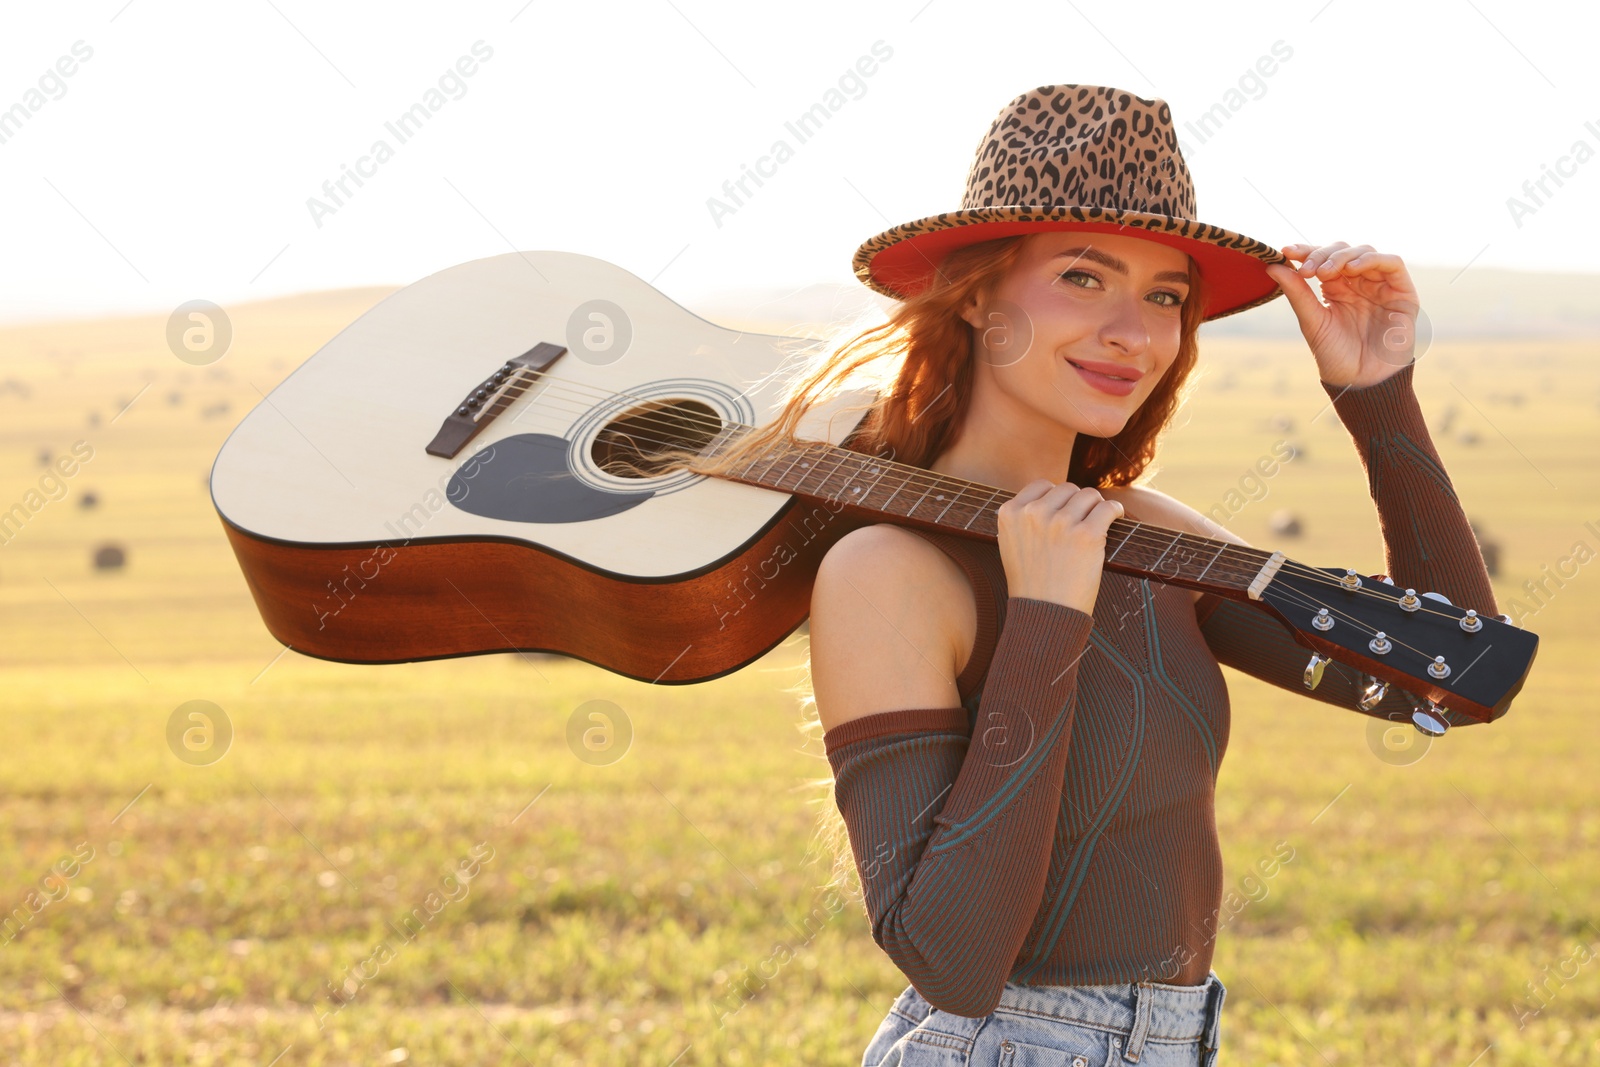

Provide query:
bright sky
left=2, top=0, right=1596, bottom=324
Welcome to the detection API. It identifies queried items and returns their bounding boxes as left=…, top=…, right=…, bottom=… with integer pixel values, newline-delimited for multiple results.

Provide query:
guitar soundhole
left=591, top=399, right=722, bottom=479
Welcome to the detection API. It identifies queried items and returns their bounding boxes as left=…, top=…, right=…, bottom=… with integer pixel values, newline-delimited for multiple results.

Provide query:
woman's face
left=959, top=230, right=1193, bottom=440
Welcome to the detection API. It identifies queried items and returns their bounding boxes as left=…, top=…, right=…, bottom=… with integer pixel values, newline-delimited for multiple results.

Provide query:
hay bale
left=1268, top=510, right=1303, bottom=538
left=93, top=543, right=126, bottom=571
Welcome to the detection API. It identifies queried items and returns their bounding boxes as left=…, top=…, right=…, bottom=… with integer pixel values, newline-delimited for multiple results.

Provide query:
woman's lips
left=1066, top=358, right=1141, bottom=397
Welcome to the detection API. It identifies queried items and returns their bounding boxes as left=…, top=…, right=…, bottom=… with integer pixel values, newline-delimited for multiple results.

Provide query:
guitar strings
left=448, top=378, right=1481, bottom=670
left=1252, top=576, right=1443, bottom=666
left=469, top=373, right=1475, bottom=619
left=454, top=371, right=1477, bottom=621
left=465, top=377, right=1274, bottom=587
left=472, top=375, right=1475, bottom=622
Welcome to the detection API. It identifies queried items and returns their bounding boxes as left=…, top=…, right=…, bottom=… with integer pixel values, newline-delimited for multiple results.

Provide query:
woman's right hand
left=996, top=480, right=1124, bottom=616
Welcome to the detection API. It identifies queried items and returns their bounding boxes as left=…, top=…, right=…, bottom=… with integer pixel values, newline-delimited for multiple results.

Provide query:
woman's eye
left=1060, top=269, right=1186, bottom=308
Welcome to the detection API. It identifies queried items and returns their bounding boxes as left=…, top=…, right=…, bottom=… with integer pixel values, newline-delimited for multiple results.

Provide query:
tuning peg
left=1358, top=675, right=1389, bottom=711
left=1303, top=653, right=1329, bottom=690
left=1422, top=591, right=1452, bottom=606
left=1409, top=696, right=1451, bottom=737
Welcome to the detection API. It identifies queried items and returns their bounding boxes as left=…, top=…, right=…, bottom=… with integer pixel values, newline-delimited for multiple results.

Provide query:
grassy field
left=1, top=290, right=1597, bottom=1065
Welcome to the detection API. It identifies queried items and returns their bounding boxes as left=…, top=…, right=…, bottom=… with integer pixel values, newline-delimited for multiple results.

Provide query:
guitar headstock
left=1256, top=566, right=1538, bottom=725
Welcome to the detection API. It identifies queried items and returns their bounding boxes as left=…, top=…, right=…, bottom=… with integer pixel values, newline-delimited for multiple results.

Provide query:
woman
left=675, top=84, right=1504, bottom=1066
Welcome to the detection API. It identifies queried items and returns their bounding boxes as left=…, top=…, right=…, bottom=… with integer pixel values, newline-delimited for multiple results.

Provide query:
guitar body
left=214, top=249, right=1537, bottom=721
left=212, top=251, right=875, bottom=683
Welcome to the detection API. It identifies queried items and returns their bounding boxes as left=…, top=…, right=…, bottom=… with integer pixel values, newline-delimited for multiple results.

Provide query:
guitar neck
left=703, top=428, right=1278, bottom=602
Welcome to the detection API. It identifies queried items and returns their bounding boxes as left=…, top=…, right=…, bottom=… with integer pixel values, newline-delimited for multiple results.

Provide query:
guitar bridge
left=424, top=341, right=567, bottom=459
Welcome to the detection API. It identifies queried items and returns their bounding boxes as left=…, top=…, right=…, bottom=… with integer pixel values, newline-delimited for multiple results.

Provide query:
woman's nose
left=1097, top=297, right=1152, bottom=354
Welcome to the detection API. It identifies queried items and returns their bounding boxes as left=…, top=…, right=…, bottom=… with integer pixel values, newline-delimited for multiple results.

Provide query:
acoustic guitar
left=210, top=251, right=1536, bottom=729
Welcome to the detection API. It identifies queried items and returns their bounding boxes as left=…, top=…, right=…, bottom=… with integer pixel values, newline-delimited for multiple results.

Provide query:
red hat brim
left=853, top=209, right=1288, bottom=323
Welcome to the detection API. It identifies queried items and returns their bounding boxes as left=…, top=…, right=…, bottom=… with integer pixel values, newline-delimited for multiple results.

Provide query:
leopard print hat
left=852, top=84, right=1287, bottom=322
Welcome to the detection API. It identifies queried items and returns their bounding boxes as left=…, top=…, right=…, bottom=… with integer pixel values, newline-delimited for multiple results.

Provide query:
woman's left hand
left=1264, top=242, right=1420, bottom=389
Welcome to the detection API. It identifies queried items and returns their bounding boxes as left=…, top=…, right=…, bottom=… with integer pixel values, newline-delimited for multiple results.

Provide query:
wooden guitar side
left=219, top=497, right=868, bottom=683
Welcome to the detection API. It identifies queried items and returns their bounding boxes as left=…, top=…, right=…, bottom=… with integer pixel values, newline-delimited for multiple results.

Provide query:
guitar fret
left=718, top=434, right=1310, bottom=602
left=905, top=477, right=937, bottom=519
left=1194, top=542, right=1228, bottom=584
left=1107, top=521, right=1142, bottom=562
left=817, top=446, right=856, bottom=504
left=700, top=424, right=740, bottom=460
left=1147, top=529, right=1184, bottom=573
left=734, top=439, right=772, bottom=480
left=772, top=441, right=812, bottom=489
left=729, top=437, right=1263, bottom=596
left=784, top=444, right=825, bottom=495
left=752, top=443, right=798, bottom=487
left=879, top=464, right=912, bottom=512
left=857, top=457, right=893, bottom=508
left=964, top=487, right=1001, bottom=530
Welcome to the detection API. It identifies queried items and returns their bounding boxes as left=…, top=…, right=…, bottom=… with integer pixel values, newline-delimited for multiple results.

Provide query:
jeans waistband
left=990, top=974, right=1220, bottom=1045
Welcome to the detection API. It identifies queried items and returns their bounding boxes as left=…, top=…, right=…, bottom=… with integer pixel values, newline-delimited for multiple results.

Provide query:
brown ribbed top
left=821, top=364, right=1504, bottom=1017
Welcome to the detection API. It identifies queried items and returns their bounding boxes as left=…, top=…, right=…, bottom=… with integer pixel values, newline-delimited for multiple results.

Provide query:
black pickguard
left=445, top=433, right=654, bottom=524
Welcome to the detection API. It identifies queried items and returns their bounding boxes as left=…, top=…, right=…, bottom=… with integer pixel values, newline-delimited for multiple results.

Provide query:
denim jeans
left=860, top=972, right=1227, bottom=1067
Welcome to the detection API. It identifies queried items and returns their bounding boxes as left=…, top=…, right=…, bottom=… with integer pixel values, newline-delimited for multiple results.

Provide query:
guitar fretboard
left=702, top=428, right=1275, bottom=597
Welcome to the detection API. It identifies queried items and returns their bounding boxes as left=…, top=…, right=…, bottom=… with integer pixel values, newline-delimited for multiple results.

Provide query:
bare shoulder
left=808, top=524, right=975, bottom=734
left=1100, top=485, right=1253, bottom=603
